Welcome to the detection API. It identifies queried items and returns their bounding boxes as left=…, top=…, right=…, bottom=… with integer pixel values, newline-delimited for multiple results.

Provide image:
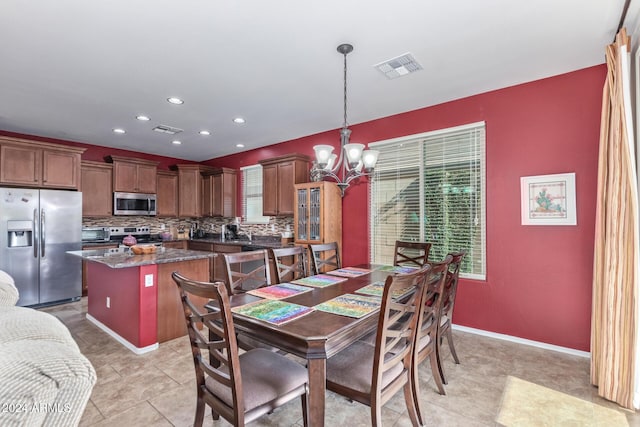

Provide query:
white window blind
left=369, top=122, right=486, bottom=279
left=241, top=165, right=270, bottom=224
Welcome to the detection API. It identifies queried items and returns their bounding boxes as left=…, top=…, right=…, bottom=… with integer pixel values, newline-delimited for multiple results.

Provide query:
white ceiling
left=0, top=0, right=628, bottom=161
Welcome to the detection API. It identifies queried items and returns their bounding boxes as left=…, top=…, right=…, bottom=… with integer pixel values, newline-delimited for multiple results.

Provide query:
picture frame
left=520, top=172, right=576, bottom=225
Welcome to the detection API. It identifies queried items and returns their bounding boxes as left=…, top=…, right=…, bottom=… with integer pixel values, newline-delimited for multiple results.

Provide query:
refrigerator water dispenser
left=7, top=220, right=33, bottom=247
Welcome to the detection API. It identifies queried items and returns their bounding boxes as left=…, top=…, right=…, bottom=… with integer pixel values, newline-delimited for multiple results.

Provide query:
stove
left=108, top=226, right=163, bottom=246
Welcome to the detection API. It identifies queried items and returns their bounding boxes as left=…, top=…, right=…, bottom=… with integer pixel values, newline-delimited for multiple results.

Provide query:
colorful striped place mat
left=355, top=281, right=415, bottom=300
left=291, top=274, right=347, bottom=288
left=232, top=299, right=315, bottom=326
left=376, top=265, right=420, bottom=274
left=247, top=283, right=313, bottom=300
left=325, top=267, right=372, bottom=278
left=314, top=294, right=381, bottom=318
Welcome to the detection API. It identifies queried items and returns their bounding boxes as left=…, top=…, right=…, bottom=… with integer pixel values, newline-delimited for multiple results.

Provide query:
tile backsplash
left=82, top=216, right=294, bottom=238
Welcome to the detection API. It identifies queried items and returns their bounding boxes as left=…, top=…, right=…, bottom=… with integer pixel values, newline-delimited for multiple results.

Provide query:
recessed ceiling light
left=199, top=130, right=211, bottom=136
left=167, top=97, right=184, bottom=105
left=233, top=117, right=245, bottom=124
left=236, top=144, right=245, bottom=148
left=113, top=128, right=125, bottom=134
left=136, top=115, right=150, bottom=121
left=172, top=140, right=182, bottom=145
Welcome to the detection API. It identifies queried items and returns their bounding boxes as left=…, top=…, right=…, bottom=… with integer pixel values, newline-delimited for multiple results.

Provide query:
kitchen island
left=68, top=247, right=213, bottom=354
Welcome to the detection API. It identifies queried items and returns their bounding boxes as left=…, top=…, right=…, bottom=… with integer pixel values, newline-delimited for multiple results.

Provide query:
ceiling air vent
left=374, top=53, right=423, bottom=80
left=152, top=125, right=183, bottom=135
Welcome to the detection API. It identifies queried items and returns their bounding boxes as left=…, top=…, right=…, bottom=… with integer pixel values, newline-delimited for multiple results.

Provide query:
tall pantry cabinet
left=293, top=181, right=342, bottom=259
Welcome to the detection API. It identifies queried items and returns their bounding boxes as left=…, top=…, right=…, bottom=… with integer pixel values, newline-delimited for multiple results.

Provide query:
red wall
left=208, top=65, right=605, bottom=351
left=3, top=65, right=605, bottom=351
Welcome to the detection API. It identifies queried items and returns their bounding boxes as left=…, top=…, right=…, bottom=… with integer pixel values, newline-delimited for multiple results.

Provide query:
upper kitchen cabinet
left=81, top=161, right=113, bottom=216
left=106, top=155, right=159, bottom=194
left=156, top=170, right=179, bottom=217
left=202, top=167, right=237, bottom=218
left=0, top=136, right=85, bottom=190
left=175, top=164, right=213, bottom=217
left=259, top=154, right=309, bottom=216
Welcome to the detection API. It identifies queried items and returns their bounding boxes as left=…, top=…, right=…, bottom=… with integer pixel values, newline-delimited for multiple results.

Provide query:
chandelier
left=310, top=43, right=379, bottom=197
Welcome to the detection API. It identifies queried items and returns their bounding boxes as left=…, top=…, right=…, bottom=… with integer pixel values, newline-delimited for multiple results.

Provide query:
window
left=369, top=122, right=486, bottom=279
left=241, top=165, right=270, bottom=224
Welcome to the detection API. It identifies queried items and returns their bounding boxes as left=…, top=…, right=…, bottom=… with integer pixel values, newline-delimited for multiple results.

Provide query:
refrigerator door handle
left=33, top=208, right=38, bottom=258
left=40, top=208, right=46, bottom=258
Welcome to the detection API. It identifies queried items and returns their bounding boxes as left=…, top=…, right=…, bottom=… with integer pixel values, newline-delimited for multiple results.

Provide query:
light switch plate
left=145, top=274, right=154, bottom=287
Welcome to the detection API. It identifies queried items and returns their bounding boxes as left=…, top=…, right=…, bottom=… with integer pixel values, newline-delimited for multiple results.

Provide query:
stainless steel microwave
left=113, top=192, right=157, bottom=216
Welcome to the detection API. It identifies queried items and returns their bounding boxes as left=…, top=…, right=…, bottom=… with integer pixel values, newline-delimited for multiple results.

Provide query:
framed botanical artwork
left=520, top=172, right=576, bottom=225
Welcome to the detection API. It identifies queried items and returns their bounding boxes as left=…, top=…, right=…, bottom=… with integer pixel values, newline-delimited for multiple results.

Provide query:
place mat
left=291, top=274, right=347, bottom=288
left=325, top=267, right=372, bottom=278
left=231, top=299, right=315, bottom=326
left=376, top=265, right=420, bottom=274
left=355, top=281, right=415, bottom=300
left=314, top=294, right=381, bottom=318
left=247, top=283, right=313, bottom=300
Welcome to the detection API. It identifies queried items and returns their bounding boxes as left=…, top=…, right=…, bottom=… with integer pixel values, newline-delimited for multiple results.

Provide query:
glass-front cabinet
left=294, top=182, right=342, bottom=256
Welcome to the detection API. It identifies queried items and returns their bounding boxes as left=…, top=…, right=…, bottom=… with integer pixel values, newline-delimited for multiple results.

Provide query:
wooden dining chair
left=436, top=251, right=465, bottom=384
left=325, top=265, right=431, bottom=427
left=171, top=272, right=309, bottom=427
left=393, top=240, right=432, bottom=267
left=409, top=256, right=452, bottom=424
left=308, top=242, right=341, bottom=275
left=222, top=250, right=271, bottom=294
left=268, top=246, right=308, bottom=284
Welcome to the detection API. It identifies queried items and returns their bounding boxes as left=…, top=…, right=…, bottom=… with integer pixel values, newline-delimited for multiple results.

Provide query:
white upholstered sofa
left=0, top=270, right=96, bottom=426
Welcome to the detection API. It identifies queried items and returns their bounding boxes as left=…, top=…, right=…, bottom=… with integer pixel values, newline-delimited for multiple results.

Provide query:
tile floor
left=40, top=299, right=639, bottom=426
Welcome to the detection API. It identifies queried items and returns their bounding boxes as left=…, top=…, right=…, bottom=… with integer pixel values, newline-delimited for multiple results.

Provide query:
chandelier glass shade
left=310, top=43, right=379, bottom=196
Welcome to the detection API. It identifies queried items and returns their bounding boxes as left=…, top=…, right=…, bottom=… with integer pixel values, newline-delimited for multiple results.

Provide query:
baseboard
left=452, top=324, right=590, bottom=358
left=86, top=313, right=158, bottom=355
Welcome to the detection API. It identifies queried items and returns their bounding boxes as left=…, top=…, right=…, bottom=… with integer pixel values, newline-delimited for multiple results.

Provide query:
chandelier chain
left=343, top=50, right=348, bottom=130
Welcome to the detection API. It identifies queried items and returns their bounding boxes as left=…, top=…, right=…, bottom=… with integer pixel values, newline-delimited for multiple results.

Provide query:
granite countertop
left=67, top=247, right=214, bottom=269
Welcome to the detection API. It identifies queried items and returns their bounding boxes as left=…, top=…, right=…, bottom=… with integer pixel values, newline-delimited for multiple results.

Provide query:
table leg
left=307, top=357, right=326, bottom=427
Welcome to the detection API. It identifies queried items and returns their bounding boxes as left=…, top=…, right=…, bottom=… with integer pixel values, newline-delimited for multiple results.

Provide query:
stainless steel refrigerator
left=0, top=187, right=82, bottom=307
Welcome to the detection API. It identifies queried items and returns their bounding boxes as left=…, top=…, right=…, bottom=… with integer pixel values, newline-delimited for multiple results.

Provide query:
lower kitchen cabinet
left=162, top=240, right=187, bottom=250
left=187, top=241, right=242, bottom=283
left=212, top=244, right=241, bottom=283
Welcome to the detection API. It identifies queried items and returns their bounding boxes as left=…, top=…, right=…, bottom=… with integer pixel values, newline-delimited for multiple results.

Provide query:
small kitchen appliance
left=81, top=227, right=110, bottom=243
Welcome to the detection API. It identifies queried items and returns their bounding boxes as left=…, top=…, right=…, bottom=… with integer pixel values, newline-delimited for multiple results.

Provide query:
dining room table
left=208, top=263, right=417, bottom=427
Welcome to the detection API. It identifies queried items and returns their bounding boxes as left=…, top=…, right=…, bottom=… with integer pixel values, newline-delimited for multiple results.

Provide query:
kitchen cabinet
left=294, top=181, right=342, bottom=259
left=162, top=240, right=187, bottom=250
left=187, top=240, right=216, bottom=281
left=156, top=170, right=179, bottom=217
left=0, top=136, right=85, bottom=190
left=186, top=241, right=242, bottom=283
left=81, top=243, right=118, bottom=296
left=212, top=244, right=241, bottom=283
left=175, top=164, right=214, bottom=217
left=259, top=154, right=309, bottom=216
left=107, top=155, right=159, bottom=194
left=81, top=161, right=113, bottom=216
left=202, top=167, right=237, bottom=218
